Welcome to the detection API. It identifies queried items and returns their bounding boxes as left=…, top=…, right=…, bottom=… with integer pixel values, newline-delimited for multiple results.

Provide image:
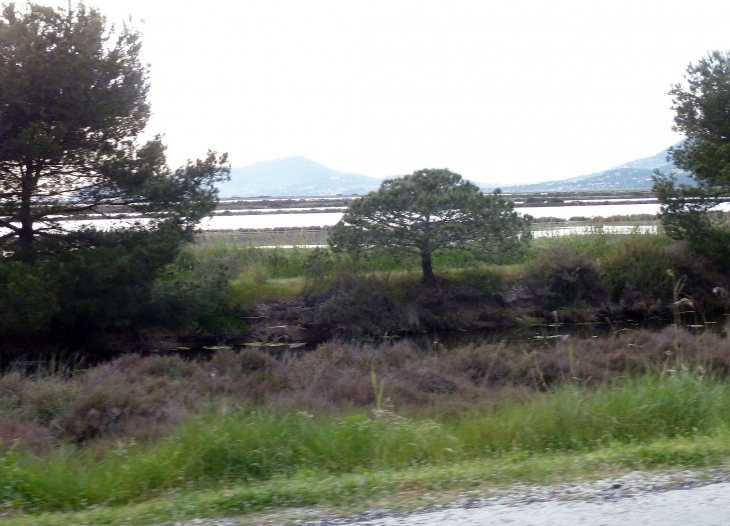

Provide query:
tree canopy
left=0, top=2, right=228, bottom=258
left=0, top=2, right=232, bottom=343
left=329, top=168, right=530, bottom=283
left=653, top=50, right=730, bottom=267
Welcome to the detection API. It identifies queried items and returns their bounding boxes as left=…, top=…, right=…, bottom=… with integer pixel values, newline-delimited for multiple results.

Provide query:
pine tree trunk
left=421, top=250, right=435, bottom=284
left=17, top=170, right=35, bottom=258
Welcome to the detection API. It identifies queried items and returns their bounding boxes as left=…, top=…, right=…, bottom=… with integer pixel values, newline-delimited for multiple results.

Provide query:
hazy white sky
left=32, top=0, right=730, bottom=184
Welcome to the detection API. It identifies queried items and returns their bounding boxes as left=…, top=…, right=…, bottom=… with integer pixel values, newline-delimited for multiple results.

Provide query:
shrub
left=666, top=241, right=730, bottom=314
left=601, top=235, right=675, bottom=304
left=305, top=272, right=402, bottom=339
left=303, top=247, right=339, bottom=282
left=0, top=419, right=54, bottom=453
left=150, top=263, right=242, bottom=333
left=523, top=245, right=609, bottom=312
left=0, top=261, right=59, bottom=336
left=49, top=227, right=183, bottom=333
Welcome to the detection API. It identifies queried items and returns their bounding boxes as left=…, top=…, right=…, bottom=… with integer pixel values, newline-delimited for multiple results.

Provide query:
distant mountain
left=494, top=144, right=694, bottom=192
left=218, top=146, right=698, bottom=198
left=217, top=156, right=384, bottom=197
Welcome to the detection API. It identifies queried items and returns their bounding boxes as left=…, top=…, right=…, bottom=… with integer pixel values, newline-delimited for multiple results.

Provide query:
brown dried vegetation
left=0, top=326, right=729, bottom=450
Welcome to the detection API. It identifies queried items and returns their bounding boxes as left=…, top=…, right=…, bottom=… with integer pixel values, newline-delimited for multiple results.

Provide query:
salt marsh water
left=518, top=202, right=661, bottom=219
left=199, top=202, right=667, bottom=230
left=4, top=202, right=728, bottom=233
left=198, top=202, right=667, bottom=229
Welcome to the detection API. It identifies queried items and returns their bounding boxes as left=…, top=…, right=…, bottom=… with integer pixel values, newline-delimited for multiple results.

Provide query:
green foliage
left=0, top=2, right=229, bottom=256
left=153, top=240, right=314, bottom=326
left=227, top=276, right=303, bottom=310
left=601, top=235, right=675, bottom=302
left=0, top=3, right=232, bottom=341
left=303, top=247, right=338, bottom=281
left=181, top=241, right=313, bottom=280
left=0, top=228, right=244, bottom=339
left=48, top=227, right=184, bottom=331
left=653, top=50, right=730, bottom=268
left=329, top=169, right=530, bottom=283
left=523, top=244, right=608, bottom=311
left=0, top=261, right=58, bottom=335
left=150, top=265, right=240, bottom=333
left=531, top=232, right=630, bottom=261
left=171, top=241, right=309, bottom=312
left=0, top=228, right=182, bottom=341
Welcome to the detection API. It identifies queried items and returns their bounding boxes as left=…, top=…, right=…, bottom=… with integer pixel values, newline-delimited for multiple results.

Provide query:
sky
left=29, top=0, right=730, bottom=184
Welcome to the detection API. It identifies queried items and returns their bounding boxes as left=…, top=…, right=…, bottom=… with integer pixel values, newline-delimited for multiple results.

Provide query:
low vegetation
left=1, top=327, right=730, bottom=521
left=154, top=231, right=727, bottom=344
left=3, top=221, right=730, bottom=522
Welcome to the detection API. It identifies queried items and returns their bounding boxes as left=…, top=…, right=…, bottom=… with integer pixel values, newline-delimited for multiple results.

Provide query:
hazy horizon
left=227, top=140, right=677, bottom=187
left=31, top=0, right=727, bottom=185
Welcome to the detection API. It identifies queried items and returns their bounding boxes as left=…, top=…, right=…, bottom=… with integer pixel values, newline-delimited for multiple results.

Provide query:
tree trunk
left=17, top=165, right=36, bottom=259
left=421, top=250, right=435, bottom=284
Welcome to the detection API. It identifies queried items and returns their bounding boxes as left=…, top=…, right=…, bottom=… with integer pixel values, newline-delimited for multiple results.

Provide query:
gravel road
left=170, top=468, right=730, bottom=526
left=352, top=482, right=730, bottom=525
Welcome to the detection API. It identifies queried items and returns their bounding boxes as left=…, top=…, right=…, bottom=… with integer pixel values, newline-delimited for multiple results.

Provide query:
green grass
left=185, top=233, right=526, bottom=278
left=174, top=239, right=517, bottom=308
left=185, top=231, right=677, bottom=281
left=529, top=231, right=673, bottom=261
left=3, top=438, right=730, bottom=525
left=227, top=275, right=305, bottom=308
left=179, top=240, right=316, bottom=279
left=3, top=372, right=730, bottom=520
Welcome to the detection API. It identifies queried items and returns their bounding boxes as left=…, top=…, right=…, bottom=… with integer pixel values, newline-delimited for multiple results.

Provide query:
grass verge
left=3, top=437, right=730, bottom=526
left=4, top=373, right=730, bottom=523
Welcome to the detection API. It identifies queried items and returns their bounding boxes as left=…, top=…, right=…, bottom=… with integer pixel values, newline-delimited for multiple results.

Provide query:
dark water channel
left=353, top=316, right=727, bottom=352
left=3, top=317, right=727, bottom=374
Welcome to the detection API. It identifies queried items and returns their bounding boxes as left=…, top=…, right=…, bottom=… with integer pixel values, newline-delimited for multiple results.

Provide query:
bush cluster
left=272, top=235, right=729, bottom=340
left=2, top=230, right=729, bottom=358
left=0, top=232, right=248, bottom=355
left=519, top=235, right=729, bottom=321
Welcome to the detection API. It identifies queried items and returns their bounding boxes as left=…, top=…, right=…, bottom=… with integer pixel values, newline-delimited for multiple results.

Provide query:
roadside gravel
left=164, top=466, right=730, bottom=526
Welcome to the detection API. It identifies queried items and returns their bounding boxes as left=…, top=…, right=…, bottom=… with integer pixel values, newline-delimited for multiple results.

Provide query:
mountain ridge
left=216, top=156, right=385, bottom=198
left=492, top=144, right=693, bottom=192
left=217, top=145, right=695, bottom=198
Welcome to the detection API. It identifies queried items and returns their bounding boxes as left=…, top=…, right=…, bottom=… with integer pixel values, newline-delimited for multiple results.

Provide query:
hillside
left=217, top=156, right=384, bottom=197
left=219, top=145, right=697, bottom=198
left=494, top=144, right=693, bottom=192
